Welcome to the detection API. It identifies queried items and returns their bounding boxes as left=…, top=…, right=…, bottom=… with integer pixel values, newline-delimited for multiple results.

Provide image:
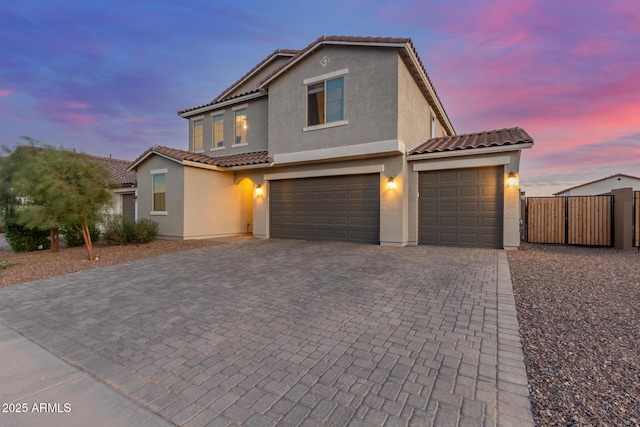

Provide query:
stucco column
left=503, top=170, right=521, bottom=250
left=612, top=187, right=633, bottom=250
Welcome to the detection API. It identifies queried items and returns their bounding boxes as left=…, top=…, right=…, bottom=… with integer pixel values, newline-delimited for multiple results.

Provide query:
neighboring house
left=553, top=174, right=640, bottom=196
left=129, top=36, right=533, bottom=249
left=87, top=154, right=137, bottom=221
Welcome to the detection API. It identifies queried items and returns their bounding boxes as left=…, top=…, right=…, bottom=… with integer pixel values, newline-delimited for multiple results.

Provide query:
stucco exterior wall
left=267, top=46, right=400, bottom=155
left=136, top=156, right=185, bottom=238
left=397, top=59, right=433, bottom=152
left=189, top=96, right=269, bottom=155
left=182, top=167, right=253, bottom=239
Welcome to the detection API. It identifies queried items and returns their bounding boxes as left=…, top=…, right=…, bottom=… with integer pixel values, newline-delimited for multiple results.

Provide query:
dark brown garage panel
left=419, top=166, right=503, bottom=248
left=270, top=174, right=380, bottom=244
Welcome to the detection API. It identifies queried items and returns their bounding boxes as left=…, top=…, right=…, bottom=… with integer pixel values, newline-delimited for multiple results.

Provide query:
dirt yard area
left=0, top=238, right=225, bottom=287
left=508, top=243, right=640, bottom=426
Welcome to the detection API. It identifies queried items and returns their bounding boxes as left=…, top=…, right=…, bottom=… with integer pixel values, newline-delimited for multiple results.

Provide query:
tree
left=1, top=140, right=115, bottom=260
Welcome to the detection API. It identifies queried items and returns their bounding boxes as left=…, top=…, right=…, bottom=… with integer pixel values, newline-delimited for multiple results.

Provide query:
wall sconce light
left=386, top=177, right=397, bottom=190
left=507, top=171, right=518, bottom=186
left=255, top=185, right=263, bottom=197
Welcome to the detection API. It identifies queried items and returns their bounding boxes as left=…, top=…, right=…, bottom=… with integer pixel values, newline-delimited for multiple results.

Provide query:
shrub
left=3, top=217, right=50, bottom=252
left=103, top=215, right=158, bottom=245
left=103, top=215, right=129, bottom=245
left=61, top=222, right=101, bottom=248
left=128, top=218, right=158, bottom=244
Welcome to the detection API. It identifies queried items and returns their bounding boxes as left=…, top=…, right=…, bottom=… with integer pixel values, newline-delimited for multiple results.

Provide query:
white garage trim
left=408, top=144, right=532, bottom=162
left=264, top=164, right=384, bottom=181
left=412, top=154, right=511, bottom=172
left=273, top=140, right=404, bottom=165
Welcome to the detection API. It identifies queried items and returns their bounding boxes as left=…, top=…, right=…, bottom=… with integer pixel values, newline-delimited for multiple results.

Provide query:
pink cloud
left=0, top=89, right=15, bottom=98
left=39, top=98, right=99, bottom=127
left=66, top=102, right=90, bottom=109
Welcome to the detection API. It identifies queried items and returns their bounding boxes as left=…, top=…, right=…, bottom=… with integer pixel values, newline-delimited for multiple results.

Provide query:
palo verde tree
left=1, top=139, right=115, bottom=260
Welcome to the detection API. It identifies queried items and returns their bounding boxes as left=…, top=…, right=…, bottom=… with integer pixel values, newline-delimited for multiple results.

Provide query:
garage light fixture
left=386, top=177, right=397, bottom=190
left=255, top=185, right=263, bottom=197
left=507, top=171, right=518, bottom=186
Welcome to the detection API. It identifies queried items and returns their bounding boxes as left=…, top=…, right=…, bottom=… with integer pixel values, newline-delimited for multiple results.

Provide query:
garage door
left=419, top=166, right=503, bottom=248
left=270, top=174, right=380, bottom=244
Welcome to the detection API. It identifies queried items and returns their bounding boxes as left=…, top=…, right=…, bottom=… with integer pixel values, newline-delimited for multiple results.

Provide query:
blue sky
left=1, top=0, right=638, bottom=195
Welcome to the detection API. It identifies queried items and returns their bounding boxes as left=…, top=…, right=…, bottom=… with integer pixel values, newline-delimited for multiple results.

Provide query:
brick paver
left=0, top=240, right=534, bottom=426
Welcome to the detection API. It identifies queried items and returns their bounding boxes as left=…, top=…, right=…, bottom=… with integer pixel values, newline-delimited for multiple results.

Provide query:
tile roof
left=86, top=154, right=137, bottom=186
left=177, top=48, right=298, bottom=116
left=177, top=36, right=455, bottom=135
left=9, top=146, right=137, bottom=187
left=408, top=127, right=533, bottom=155
left=177, top=90, right=262, bottom=116
left=212, top=49, right=299, bottom=103
left=256, top=35, right=454, bottom=135
left=259, top=36, right=410, bottom=86
left=129, top=145, right=272, bottom=170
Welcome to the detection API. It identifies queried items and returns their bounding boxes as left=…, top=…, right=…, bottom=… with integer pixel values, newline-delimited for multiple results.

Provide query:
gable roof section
left=553, top=173, right=640, bottom=195
left=177, top=49, right=298, bottom=117
left=86, top=154, right=137, bottom=187
left=257, top=35, right=455, bottom=136
left=213, top=49, right=298, bottom=103
left=128, top=145, right=273, bottom=171
left=408, top=127, right=533, bottom=156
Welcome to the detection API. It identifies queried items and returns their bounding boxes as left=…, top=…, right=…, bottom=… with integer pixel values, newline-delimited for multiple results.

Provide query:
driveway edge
left=496, top=250, right=535, bottom=427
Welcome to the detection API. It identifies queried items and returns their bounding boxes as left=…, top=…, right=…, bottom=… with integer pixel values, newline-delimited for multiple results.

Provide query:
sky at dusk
left=1, top=0, right=638, bottom=195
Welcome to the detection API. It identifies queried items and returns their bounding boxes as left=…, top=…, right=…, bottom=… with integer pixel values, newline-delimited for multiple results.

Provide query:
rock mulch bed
left=0, top=238, right=225, bottom=288
left=508, top=243, right=640, bottom=426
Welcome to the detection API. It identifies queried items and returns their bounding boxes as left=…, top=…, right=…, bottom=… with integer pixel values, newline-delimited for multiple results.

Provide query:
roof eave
left=214, top=51, right=297, bottom=103
left=400, top=44, right=455, bottom=136
left=178, top=92, right=266, bottom=118
left=407, top=142, right=533, bottom=161
left=257, top=40, right=407, bottom=90
left=128, top=151, right=183, bottom=171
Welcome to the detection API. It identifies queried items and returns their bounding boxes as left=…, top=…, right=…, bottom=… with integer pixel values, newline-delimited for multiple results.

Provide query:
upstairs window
left=234, top=109, right=247, bottom=145
left=152, top=173, right=166, bottom=212
left=307, top=76, right=344, bottom=126
left=213, top=115, right=224, bottom=148
left=192, top=119, right=203, bottom=151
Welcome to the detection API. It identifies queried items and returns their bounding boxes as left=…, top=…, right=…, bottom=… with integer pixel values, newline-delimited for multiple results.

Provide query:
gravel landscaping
left=0, top=238, right=225, bottom=287
left=508, top=243, right=640, bottom=426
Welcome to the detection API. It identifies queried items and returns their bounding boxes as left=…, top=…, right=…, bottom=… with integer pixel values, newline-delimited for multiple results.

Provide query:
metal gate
left=526, top=195, right=613, bottom=246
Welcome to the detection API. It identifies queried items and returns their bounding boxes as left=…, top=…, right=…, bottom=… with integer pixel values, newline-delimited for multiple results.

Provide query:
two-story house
left=129, top=36, right=533, bottom=249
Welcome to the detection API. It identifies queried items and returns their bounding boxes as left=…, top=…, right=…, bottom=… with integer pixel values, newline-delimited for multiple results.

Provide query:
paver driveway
left=0, top=240, right=532, bottom=426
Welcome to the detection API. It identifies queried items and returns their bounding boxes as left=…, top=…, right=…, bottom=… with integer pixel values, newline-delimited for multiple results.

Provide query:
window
left=152, top=174, right=166, bottom=212
left=192, top=119, right=203, bottom=151
left=307, top=76, right=344, bottom=126
left=234, top=109, right=247, bottom=145
left=213, top=115, right=224, bottom=148
left=430, top=116, right=435, bottom=139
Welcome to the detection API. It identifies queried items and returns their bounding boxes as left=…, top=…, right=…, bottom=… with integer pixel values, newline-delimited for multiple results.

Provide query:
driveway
left=0, top=240, right=533, bottom=426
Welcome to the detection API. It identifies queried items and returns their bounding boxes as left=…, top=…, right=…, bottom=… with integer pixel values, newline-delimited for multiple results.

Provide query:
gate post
left=612, top=188, right=633, bottom=250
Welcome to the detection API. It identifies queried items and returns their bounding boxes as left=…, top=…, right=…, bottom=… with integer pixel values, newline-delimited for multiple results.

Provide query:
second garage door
left=270, top=174, right=380, bottom=244
left=419, top=166, right=504, bottom=248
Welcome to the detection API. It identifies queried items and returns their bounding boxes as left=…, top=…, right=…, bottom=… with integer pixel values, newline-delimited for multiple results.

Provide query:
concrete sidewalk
left=0, top=324, right=172, bottom=427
